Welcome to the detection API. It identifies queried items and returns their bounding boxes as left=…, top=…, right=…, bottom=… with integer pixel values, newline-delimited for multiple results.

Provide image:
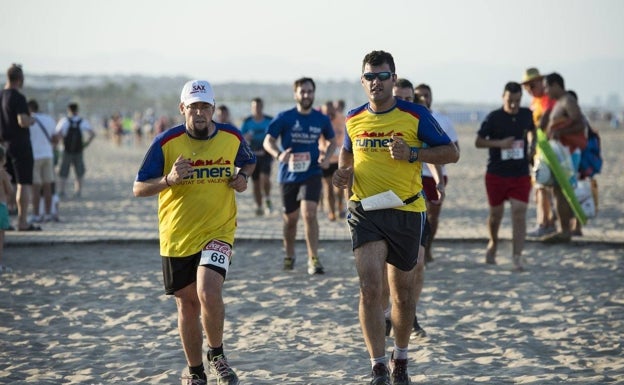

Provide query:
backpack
left=63, top=118, right=83, bottom=154
left=578, top=125, right=602, bottom=178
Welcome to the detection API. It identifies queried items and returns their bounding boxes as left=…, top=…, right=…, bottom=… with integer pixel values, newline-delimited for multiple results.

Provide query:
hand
left=332, top=167, right=353, bottom=189
left=387, top=134, right=409, bottom=161
left=430, top=184, right=445, bottom=205
left=277, top=148, right=292, bottom=162
left=167, top=154, right=193, bottom=185
left=499, top=136, right=515, bottom=149
left=229, top=173, right=248, bottom=192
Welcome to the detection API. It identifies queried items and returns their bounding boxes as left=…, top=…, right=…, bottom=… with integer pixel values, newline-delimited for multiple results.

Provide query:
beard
left=298, top=98, right=314, bottom=111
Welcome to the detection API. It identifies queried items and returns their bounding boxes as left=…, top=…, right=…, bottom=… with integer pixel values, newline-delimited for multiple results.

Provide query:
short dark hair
left=251, top=97, right=263, bottom=105
left=217, top=105, right=229, bottom=112
left=567, top=89, right=578, bottom=100
left=545, top=72, right=565, bottom=89
left=414, top=83, right=431, bottom=93
left=395, top=78, right=413, bottom=90
left=293, top=77, right=315, bottom=91
left=27, top=99, right=39, bottom=112
left=362, top=50, right=395, bottom=74
left=504, top=81, right=522, bottom=94
left=68, top=102, right=79, bottom=114
left=7, top=63, right=23, bottom=82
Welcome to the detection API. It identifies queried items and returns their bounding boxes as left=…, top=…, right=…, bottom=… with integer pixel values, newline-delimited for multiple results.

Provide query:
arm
left=332, top=147, right=354, bottom=190
left=426, top=163, right=445, bottom=204
left=17, top=113, right=33, bottom=128
left=319, top=137, right=336, bottom=169
left=475, top=135, right=515, bottom=149
left=263, top=134, right=290, bottom=162
left=133, top=154, right=192, bottom=197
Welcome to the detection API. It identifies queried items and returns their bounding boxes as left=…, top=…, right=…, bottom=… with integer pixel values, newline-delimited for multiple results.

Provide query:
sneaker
left=307, top=255, right=325, bottom=275
left=28, top=214, right=42, bottom=224
left=209, top=354, right=239, bottom=385
left=412, top=317, right=427, bottom=338
left=255, top=207, right=264, bottom=216
left=266, top=200, right=273, bottom=214
left=0, top=265, right=13, bottom=274
left=389, top=353, right=411, bottom=385
left=370, top=363, right=391, bottom=385
left=180, top=370, right=207, bottom=385
left=527, top=225, right=556, bottom=238
left=385, top=318, right=392, bottom=337
left=283, top=256, right=295, bottom=271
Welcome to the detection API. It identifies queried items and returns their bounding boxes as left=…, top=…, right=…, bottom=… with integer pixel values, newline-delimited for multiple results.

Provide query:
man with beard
left=133, top=80, right=256, bottom=385
left=263, top=77, right=336, bottom=275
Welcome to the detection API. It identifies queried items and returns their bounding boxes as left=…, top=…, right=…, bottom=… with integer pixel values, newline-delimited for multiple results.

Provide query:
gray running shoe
left=209, top=354, right=239, bottom=385
left=527, top=225, right=556, bottom=237
left=370, top=363, right=391, bottom=385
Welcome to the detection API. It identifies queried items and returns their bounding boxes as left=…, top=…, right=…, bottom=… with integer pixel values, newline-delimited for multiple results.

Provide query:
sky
left=2, top=0, right=623, bottom=107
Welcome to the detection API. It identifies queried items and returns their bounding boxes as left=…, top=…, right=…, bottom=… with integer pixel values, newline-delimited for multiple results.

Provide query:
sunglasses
left=362, top=72, right=393, bottom=81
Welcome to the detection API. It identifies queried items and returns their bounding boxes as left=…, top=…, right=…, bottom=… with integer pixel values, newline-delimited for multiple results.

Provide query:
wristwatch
left=408, top=147, right=419, bottom=163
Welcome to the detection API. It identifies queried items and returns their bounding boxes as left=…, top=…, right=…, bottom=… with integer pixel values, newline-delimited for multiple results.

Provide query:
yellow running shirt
left=344, top=99, right=451, bottom=213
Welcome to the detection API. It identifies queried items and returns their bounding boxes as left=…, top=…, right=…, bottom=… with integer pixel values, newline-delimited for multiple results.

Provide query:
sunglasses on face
left=362, top=72, right=393, bottom=81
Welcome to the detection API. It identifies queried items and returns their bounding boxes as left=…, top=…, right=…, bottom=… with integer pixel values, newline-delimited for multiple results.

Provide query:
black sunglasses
left=362, top=72, right=393, bottom=81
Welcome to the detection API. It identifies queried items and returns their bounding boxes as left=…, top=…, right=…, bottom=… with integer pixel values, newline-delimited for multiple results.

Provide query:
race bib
left=501, top=140, right=525, bottom=160
left=288, top=152, right=311, bottom=173
left=200, top=240, right=232, bottom=273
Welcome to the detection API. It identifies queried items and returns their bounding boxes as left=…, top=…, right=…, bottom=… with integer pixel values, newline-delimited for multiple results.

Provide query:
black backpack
left=63, top=118, right=83, bottom=153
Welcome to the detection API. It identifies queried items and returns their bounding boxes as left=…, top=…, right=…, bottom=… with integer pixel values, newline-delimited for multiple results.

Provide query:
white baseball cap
left=180, top=80, right=215, bottom=106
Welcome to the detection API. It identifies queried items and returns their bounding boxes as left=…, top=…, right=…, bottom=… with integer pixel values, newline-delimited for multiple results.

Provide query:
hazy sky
left=2, top=0, right=623, bottom=105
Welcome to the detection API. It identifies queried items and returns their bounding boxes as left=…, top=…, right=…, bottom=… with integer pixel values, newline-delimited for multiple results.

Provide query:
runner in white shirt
left=415, top=84, right=460, bottom=263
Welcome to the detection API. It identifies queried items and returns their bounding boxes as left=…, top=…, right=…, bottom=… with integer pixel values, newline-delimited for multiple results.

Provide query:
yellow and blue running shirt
left=136, top=123, right=256, bottom=257
left=344, top=99, right=451, bottom=212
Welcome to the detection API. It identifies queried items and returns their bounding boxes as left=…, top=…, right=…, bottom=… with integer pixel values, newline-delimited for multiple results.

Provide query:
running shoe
left=180, top=372, right=206, bottom=385
left=527, top=225, right=556, bottom=238
left=307, top=255, right=325, bottom=275
left=370, top=363, right=391, bottom=385
left=412, top=316, right=427, bottom=338
left=283, top=257, right=295, bottom=271
left=209, top=354, right=239, bottom=385
left=389, top=353, right=411, bottom=385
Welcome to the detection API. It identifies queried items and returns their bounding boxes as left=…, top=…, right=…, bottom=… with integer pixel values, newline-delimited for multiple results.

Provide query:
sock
left=208, top=344, right=224, bottom=361
left=189, top=364, right=206, bottom=380
left=371, top=356, right=387, bottom=369
left=393, top=344, right=409, bottom=360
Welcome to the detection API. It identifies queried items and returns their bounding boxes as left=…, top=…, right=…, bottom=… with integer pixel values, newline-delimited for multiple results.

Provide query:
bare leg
left=510, top=198, right=528, bottom=270
left=16, top=184, right=31, bottom=229
left=300, top=200, right=319, bottom=259
left=283, top=210, right=299, bottom=259
left=175, top=282, right=203, bottom=367
left=355, top=240, right=389, bottom=359
left=197, top=267, right=225, bottom=348
left=486, top=203, right=504, bottom=264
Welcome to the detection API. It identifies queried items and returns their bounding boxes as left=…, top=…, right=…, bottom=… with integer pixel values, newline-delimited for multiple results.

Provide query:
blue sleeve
left=343, top=132, right=353, bottom=152
left=135, top=140, right=165, bottom=181
left=417, top=107, right=451, bottom=147
left=235, top=136, right=257, bottom=167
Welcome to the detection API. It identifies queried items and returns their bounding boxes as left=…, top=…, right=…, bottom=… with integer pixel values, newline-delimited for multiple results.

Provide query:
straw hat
left=521, top=67, right=543, bottom=84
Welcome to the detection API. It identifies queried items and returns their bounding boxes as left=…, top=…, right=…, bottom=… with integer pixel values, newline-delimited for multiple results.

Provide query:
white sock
left=393, top=344, right=409, bottom=360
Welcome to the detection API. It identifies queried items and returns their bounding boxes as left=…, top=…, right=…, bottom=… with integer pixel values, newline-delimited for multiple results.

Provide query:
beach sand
left=0, top=122, right=622, bottom=384
left=0, top=239, right=622, bottom=384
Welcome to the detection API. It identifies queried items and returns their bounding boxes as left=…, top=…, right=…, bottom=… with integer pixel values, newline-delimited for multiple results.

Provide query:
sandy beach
left=0, top=122, right=622, bottom=384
